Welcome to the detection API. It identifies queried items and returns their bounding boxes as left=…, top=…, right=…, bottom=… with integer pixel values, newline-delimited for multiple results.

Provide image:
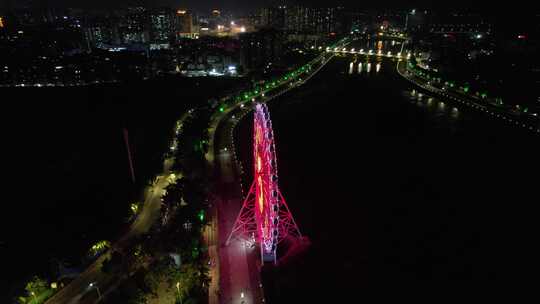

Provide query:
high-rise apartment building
left=149, top=8, right=174, bottom=44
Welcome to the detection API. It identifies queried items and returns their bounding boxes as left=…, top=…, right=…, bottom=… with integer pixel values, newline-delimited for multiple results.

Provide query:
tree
left=170, top=262, right=210, bottom=304
left=101, top=251, right=123, bottom=274
left=103, top=277, right=146, bottom=304
left=409, top=55, right=418, bottom=67
left=25, top=276, right=48, bottom=298
left=16, top=276, right=51, bottom=304
left=144, top=257, right=177, bottom=295
left=88, top=240, right=111, bottom=258
left=163, top=179, right=185, bottom=206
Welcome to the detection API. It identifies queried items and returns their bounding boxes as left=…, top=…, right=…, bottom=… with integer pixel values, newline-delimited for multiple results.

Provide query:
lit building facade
left=176, top=9, right=196, bottom=39
left=261, top=6, right=344, bottom=35
left=118, top=7, right=148, bottom=44
left=149, top=8, right=174, bottom=45
left=239, top=29, right=285, bottom=72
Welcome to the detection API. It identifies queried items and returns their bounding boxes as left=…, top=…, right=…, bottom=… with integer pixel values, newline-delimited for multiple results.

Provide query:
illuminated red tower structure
left=227, top=103, right=302, bottom=264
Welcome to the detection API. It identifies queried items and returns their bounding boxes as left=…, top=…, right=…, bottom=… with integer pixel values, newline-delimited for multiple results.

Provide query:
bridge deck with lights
left=325, top=47, right=412, bottom=59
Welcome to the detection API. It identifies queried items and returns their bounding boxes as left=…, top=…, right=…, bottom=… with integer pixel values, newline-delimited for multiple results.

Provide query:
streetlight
left=31, top=291, right=37, bottom=303
left=405, top=9, right=416, bottom=30
left=89, top=282, right=101, bottom=300
left=176, top=282, right=183, bottom=304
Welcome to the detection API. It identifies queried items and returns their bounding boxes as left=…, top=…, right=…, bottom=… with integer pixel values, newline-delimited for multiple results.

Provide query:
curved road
left=205, top=51, right=338, bottom=304
left=44, top=112, right=194, bottom=304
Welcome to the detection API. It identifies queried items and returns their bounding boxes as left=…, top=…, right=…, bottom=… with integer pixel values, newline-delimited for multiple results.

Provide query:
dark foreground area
left=1, top=75, right=242, bottom=302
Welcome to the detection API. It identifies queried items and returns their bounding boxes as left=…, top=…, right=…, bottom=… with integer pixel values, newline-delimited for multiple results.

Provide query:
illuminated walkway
left=396, top=60, right=540, bottom=135
left=206, top=40, right=345, bottom=304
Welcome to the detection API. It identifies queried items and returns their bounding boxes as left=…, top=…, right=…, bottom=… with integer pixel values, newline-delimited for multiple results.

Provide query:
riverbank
left=397, top=60, right=540, bottom=134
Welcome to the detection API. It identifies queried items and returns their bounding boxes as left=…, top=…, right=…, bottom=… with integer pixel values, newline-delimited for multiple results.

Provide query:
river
left=234, top=41, right=540, bottom=300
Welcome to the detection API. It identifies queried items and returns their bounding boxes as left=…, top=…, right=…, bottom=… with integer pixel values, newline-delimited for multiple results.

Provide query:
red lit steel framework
left=227, top=103, right=302, bottom=264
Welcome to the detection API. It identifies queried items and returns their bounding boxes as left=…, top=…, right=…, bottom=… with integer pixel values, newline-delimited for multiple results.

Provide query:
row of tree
left=101, top=109, right=212, bottom=304
left=15, top=276, right=55, bottom=304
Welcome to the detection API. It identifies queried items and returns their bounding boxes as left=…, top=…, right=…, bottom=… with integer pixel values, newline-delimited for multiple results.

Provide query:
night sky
left=2, top=0, right=534, bottom=14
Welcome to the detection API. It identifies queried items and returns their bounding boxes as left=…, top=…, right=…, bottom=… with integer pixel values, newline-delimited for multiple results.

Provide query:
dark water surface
left=235, top=55, right=540, bottom=300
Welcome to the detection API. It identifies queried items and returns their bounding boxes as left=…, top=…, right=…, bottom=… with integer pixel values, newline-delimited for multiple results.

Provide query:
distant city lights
left=177, top=10, right=186, bottom=15
left=0, top=17, right=4, bottom=28
left=208, top=68, right=225, bottom=76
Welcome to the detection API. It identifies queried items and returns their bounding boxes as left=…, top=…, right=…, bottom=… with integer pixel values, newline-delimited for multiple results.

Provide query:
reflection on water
left=438, top=101, right=446, bottom=110
left=347, top=61, right=381, bottom=75
left=406, top=89, right=461, bottom=124
left=451, top=107, right=460, bottom=119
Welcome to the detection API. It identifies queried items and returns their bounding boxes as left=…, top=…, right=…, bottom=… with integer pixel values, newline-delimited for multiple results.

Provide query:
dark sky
left=3, top=0, right=278, bottom=12
left=1, top=0, right=536, bottom=15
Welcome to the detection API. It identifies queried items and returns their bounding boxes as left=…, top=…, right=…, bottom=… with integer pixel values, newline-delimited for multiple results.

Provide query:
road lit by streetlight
left=88, top=282, right=101, bottom=300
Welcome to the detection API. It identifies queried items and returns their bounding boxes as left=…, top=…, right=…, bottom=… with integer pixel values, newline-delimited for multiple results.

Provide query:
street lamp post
left=176, top=282, right=182, bottom=304
left=31, top=291, right=37, bottom=303
left=405, top=9, right=416, bottom=31
left=89, top=282, right=101, bottom=301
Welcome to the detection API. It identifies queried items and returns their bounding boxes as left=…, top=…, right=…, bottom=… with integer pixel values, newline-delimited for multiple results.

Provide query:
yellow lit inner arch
left=258, top=176, right=264, bottom=213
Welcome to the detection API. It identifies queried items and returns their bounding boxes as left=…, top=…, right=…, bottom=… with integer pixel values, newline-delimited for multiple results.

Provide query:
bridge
left=428, top=24, right=492, bottom=35
left=324, top=46, right=412, bottom=60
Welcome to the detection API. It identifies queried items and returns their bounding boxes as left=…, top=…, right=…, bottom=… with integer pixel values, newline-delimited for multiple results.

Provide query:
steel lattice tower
left=227, top=103, right=302, bottom=264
